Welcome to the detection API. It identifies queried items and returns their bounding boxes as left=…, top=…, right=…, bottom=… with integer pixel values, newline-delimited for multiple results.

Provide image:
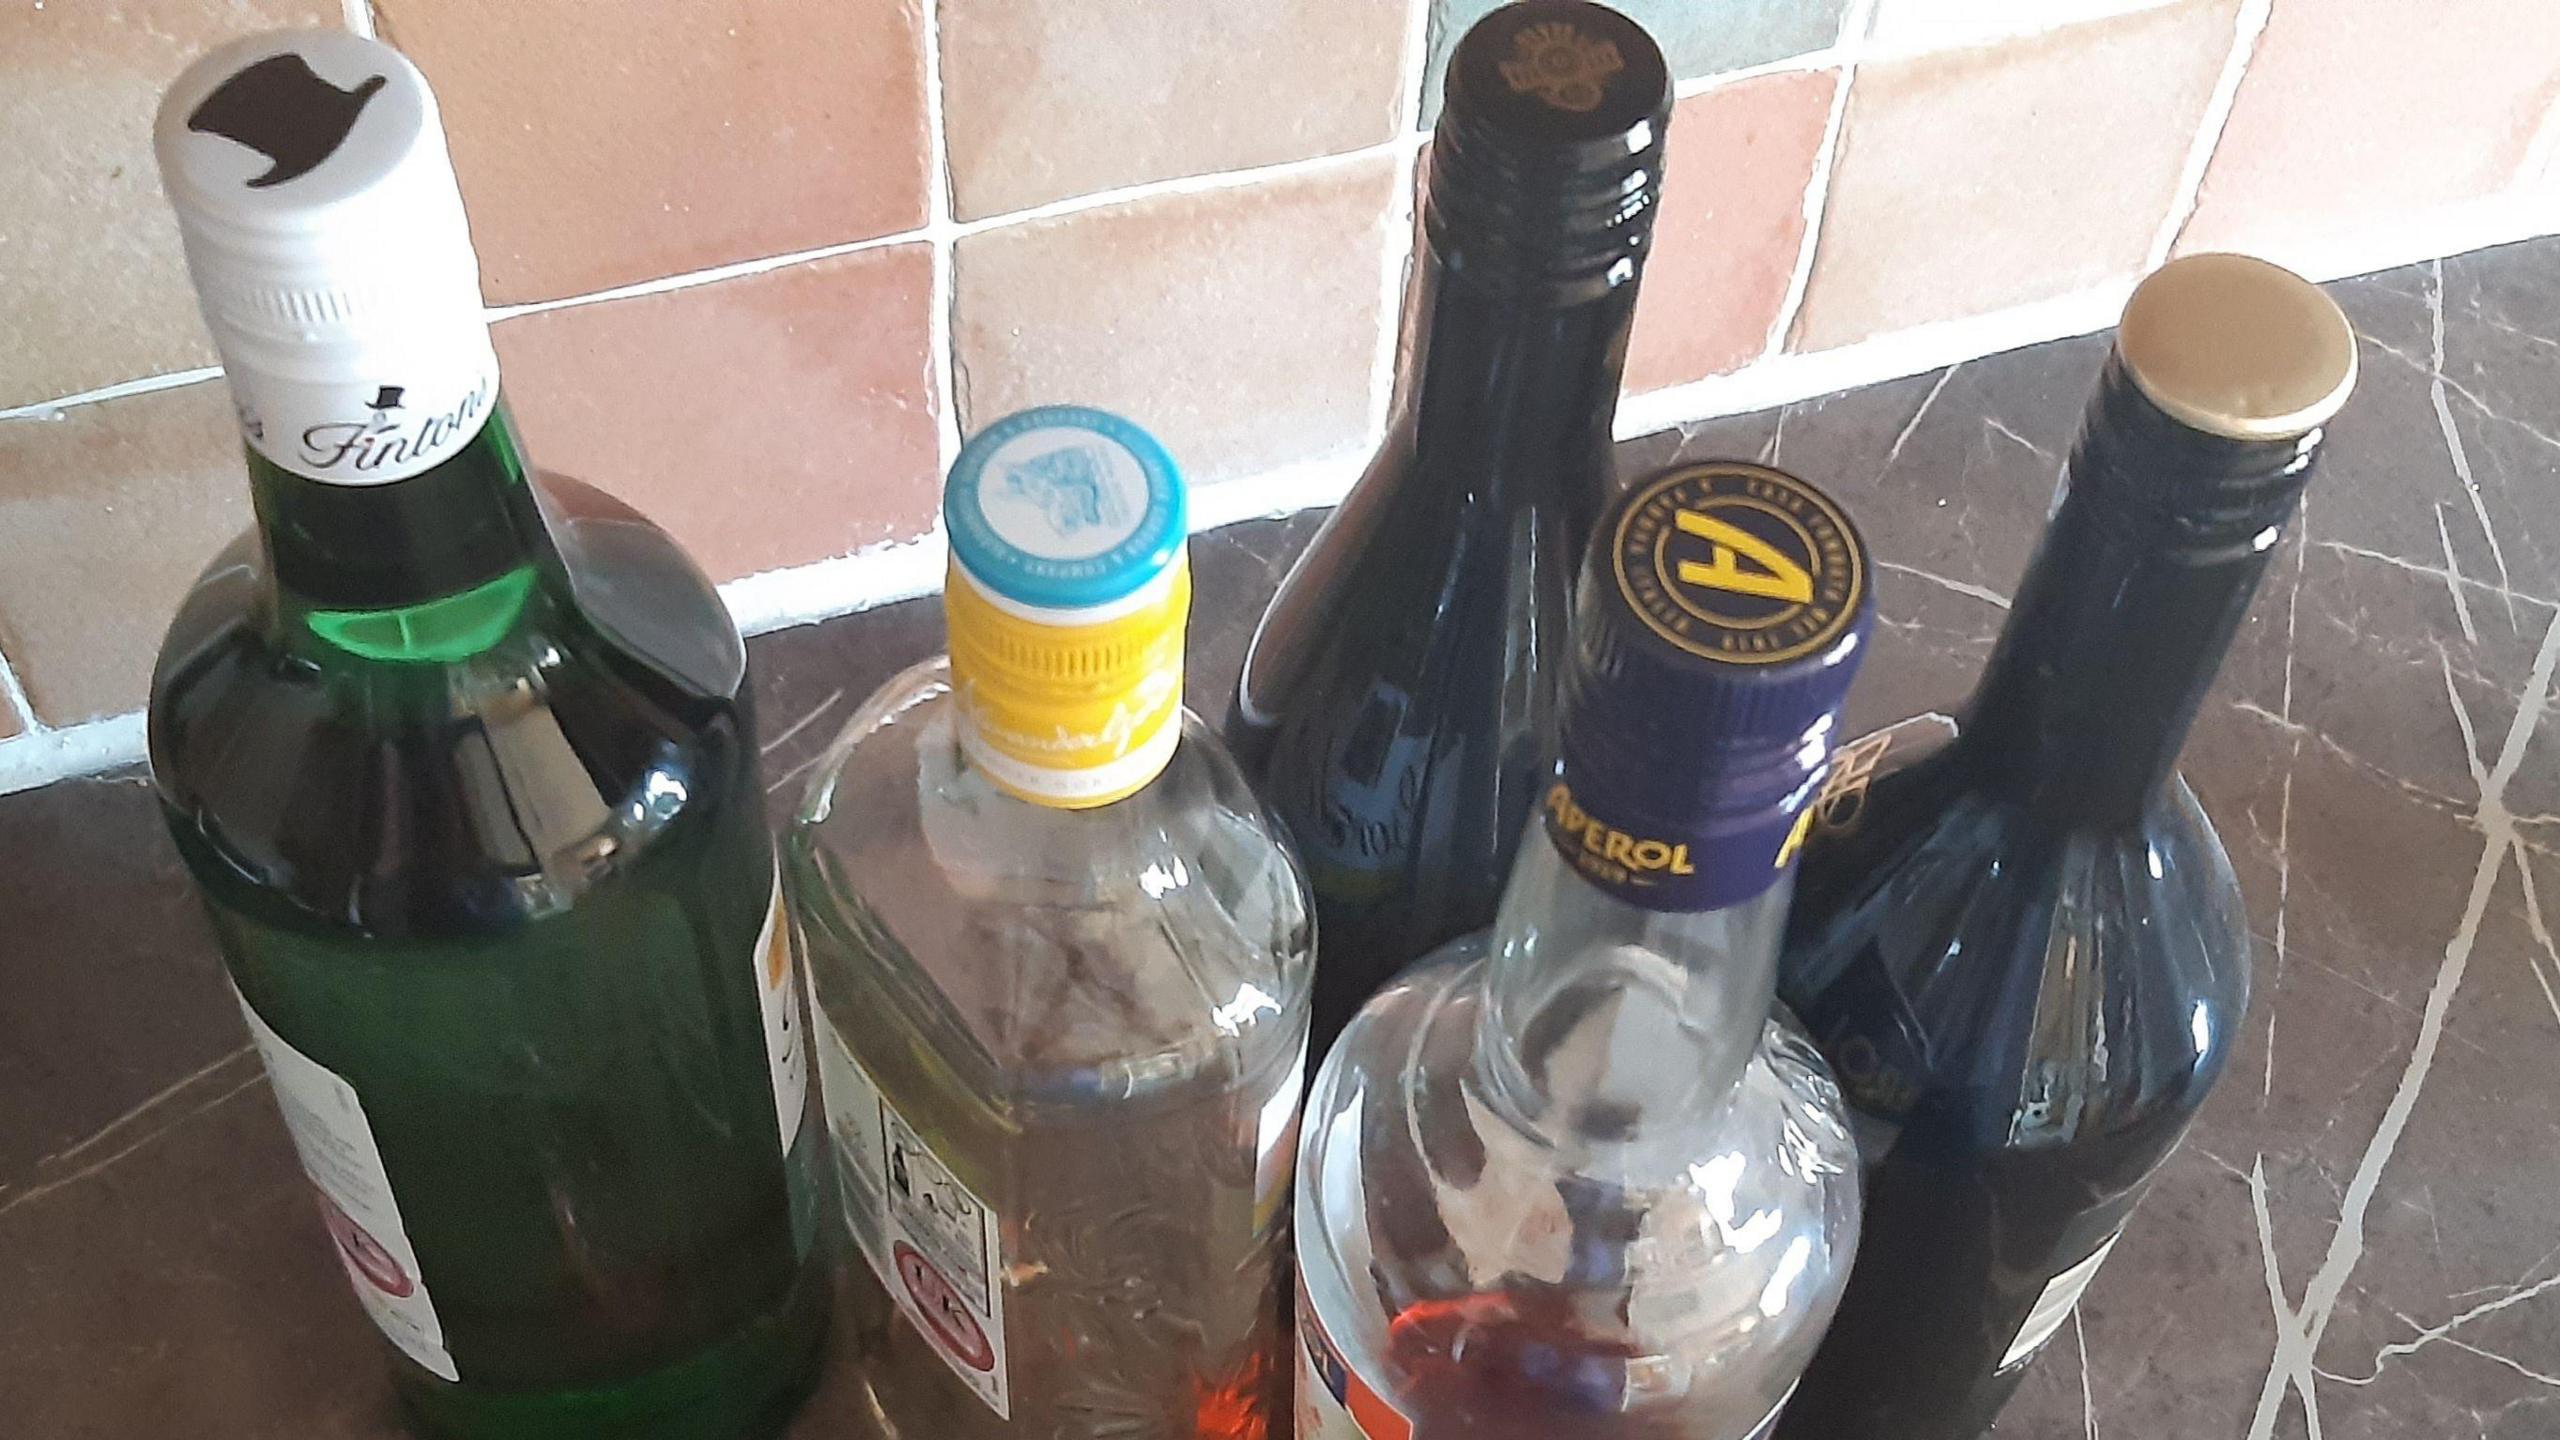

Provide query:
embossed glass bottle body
left=793, top=410, right=1315, bottom=1440
left=1296, top=463, right=1876, bottom=1440
left=1772, top=256, right=2357, bottom=1440
left=1229, top=0, right=1673, bottom=1055
left=149, top=32, right=823, bottom=1439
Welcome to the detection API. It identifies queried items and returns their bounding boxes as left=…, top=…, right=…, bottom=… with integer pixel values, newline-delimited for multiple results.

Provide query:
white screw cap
left=156, top=30, right=499, bottom=483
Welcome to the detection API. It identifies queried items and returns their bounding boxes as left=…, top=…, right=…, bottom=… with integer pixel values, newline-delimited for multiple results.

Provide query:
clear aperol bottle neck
left=1472, top=836, right=1794, bottom=1171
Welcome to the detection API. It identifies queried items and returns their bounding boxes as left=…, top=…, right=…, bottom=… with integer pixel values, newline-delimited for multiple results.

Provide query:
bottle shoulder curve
left=1782, top=751, right=2250, bottom=1158
left=541, top=471, right=748, bottom=702
left=1300, top=947, right=1861, bottom=1420
left=795, top=676, right=1315, bottom=1102
left=149, top=523, right=755, bottom=937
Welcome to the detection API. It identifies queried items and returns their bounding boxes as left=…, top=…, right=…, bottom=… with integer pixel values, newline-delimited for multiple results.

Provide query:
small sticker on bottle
left=752, top=868, right=808, bottom=1155
left=1296, top=1285, right=1411, bottom=1440
left=231, top=983, right=457, bottom=1382
left=2000, top=1231, right=2123, bottom=1371
left=817, top=1029, right=1011, bottom=1417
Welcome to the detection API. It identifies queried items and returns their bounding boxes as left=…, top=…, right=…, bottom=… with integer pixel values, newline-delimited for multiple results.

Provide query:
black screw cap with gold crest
left=1546, top=461, right=1875, bottom=912
left=1431, top=0, right=1673, bottom=297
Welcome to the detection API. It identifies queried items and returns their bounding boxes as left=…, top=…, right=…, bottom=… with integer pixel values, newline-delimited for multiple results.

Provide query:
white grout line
left=2147, top=0, right=2272, bottom=267
left=0, top=367, right=224, bottom=423
left=487, top=229, right=930, bottom=322
left=1858, top=0, right=2180, bottom=62
left=918, top=0, right=963, bottom=470
left=0, top=712, right=146, bottom=797
left=19, top=2, right=2547, bottom=429
left=1188, top=446, right=1375, bottom=532
left=1621, top=279, right=2136, bottom=438
left=0, top=653, right=40, bottom=739
left=467, top=138, right=1421, bottom=340
left=1762, top=0, right=1880, bottom=361
left=946, top=138, right=1412, bottom=243
left=726, top=443, right=1379, bottom=640
left=2283, top=188, right=2560, bottom=285
left=720, top=531, right=951, bottom=636
left=6, top=172, right=2560, bottom=797
left=1671, top=42, right=1847, bottom=101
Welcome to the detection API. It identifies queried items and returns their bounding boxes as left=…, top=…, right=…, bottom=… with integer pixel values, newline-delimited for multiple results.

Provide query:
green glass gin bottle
left=145, top=31, right=824, bottom=1438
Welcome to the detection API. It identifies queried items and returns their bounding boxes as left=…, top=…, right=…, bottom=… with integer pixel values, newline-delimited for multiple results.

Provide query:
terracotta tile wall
left=2, top=0, right=2556, bottom=778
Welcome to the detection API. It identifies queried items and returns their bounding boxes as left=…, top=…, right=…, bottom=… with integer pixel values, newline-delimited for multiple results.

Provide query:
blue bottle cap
left=1546, top=460, right=1874, bottom=911
left=943, top=406, right=1188, bottom=613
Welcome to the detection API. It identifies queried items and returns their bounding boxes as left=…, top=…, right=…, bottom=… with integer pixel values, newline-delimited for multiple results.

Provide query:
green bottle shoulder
left=149, top=476, right=767, bottom=941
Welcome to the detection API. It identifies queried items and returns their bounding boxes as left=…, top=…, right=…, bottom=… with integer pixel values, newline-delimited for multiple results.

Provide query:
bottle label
left=230, top=983, right=457, bottom=1382
left=944, top=559, right=1190, bottom=811
left=817, top=1028, right=1011, bottom=1417
left=229, top=335, right=500, bottom=486
left=752, top=866, right=809, bottom=1156
left=1999, top=1231, right=2122, bottom=1371
left=1540, top=774, right=1812, bottom=913
left=1296, top=1285, right=1412, bottom=1440
left=953, top=661, right=1182, bottom=809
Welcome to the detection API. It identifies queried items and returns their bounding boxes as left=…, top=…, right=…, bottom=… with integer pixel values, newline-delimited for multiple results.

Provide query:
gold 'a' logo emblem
left=1674, top=508, right=1816, bottom=603
left=1499, top=22, right=1624, bottom=113
left=1612, top=462, right=1866, bottom=667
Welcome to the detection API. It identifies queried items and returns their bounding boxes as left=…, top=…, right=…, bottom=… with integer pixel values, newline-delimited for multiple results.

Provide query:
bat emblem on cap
left=187, top=52, right=388, bottom=189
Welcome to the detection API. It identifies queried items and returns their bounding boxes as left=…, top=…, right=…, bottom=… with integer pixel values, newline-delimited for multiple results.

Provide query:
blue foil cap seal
left=944, top=405, right=1187, bottom=612
left=1546, top=460, right=1874, bottom=911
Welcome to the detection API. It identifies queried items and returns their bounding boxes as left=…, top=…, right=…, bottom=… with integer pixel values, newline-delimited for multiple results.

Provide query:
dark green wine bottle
left=146, top=32, right=824, bottom=1438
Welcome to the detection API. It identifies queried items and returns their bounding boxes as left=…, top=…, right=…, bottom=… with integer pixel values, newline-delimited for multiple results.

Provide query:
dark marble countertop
left=7, top=238, right=2556, bottom=1438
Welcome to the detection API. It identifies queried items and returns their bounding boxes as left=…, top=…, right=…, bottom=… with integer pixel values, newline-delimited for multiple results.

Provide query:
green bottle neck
left=251, top=401, right=566, bottom=663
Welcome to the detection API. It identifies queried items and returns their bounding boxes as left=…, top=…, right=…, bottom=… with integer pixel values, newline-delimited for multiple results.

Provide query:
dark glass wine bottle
left=1229, top=0, right=1671, bottom=1054
left=147, top=33, right=823, bottom=1438
left=1771, top=254, right=2359, bottom=1440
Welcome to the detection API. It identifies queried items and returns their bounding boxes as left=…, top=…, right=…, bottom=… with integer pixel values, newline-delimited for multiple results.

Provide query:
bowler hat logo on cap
left=186, top=51, right=387, bottom=189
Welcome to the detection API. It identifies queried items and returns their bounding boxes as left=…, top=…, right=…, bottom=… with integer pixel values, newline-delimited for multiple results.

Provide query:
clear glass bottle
left=791, top=408, right=1316, bottom=1439
left=1296, top=462, right=1875, bottom=1440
